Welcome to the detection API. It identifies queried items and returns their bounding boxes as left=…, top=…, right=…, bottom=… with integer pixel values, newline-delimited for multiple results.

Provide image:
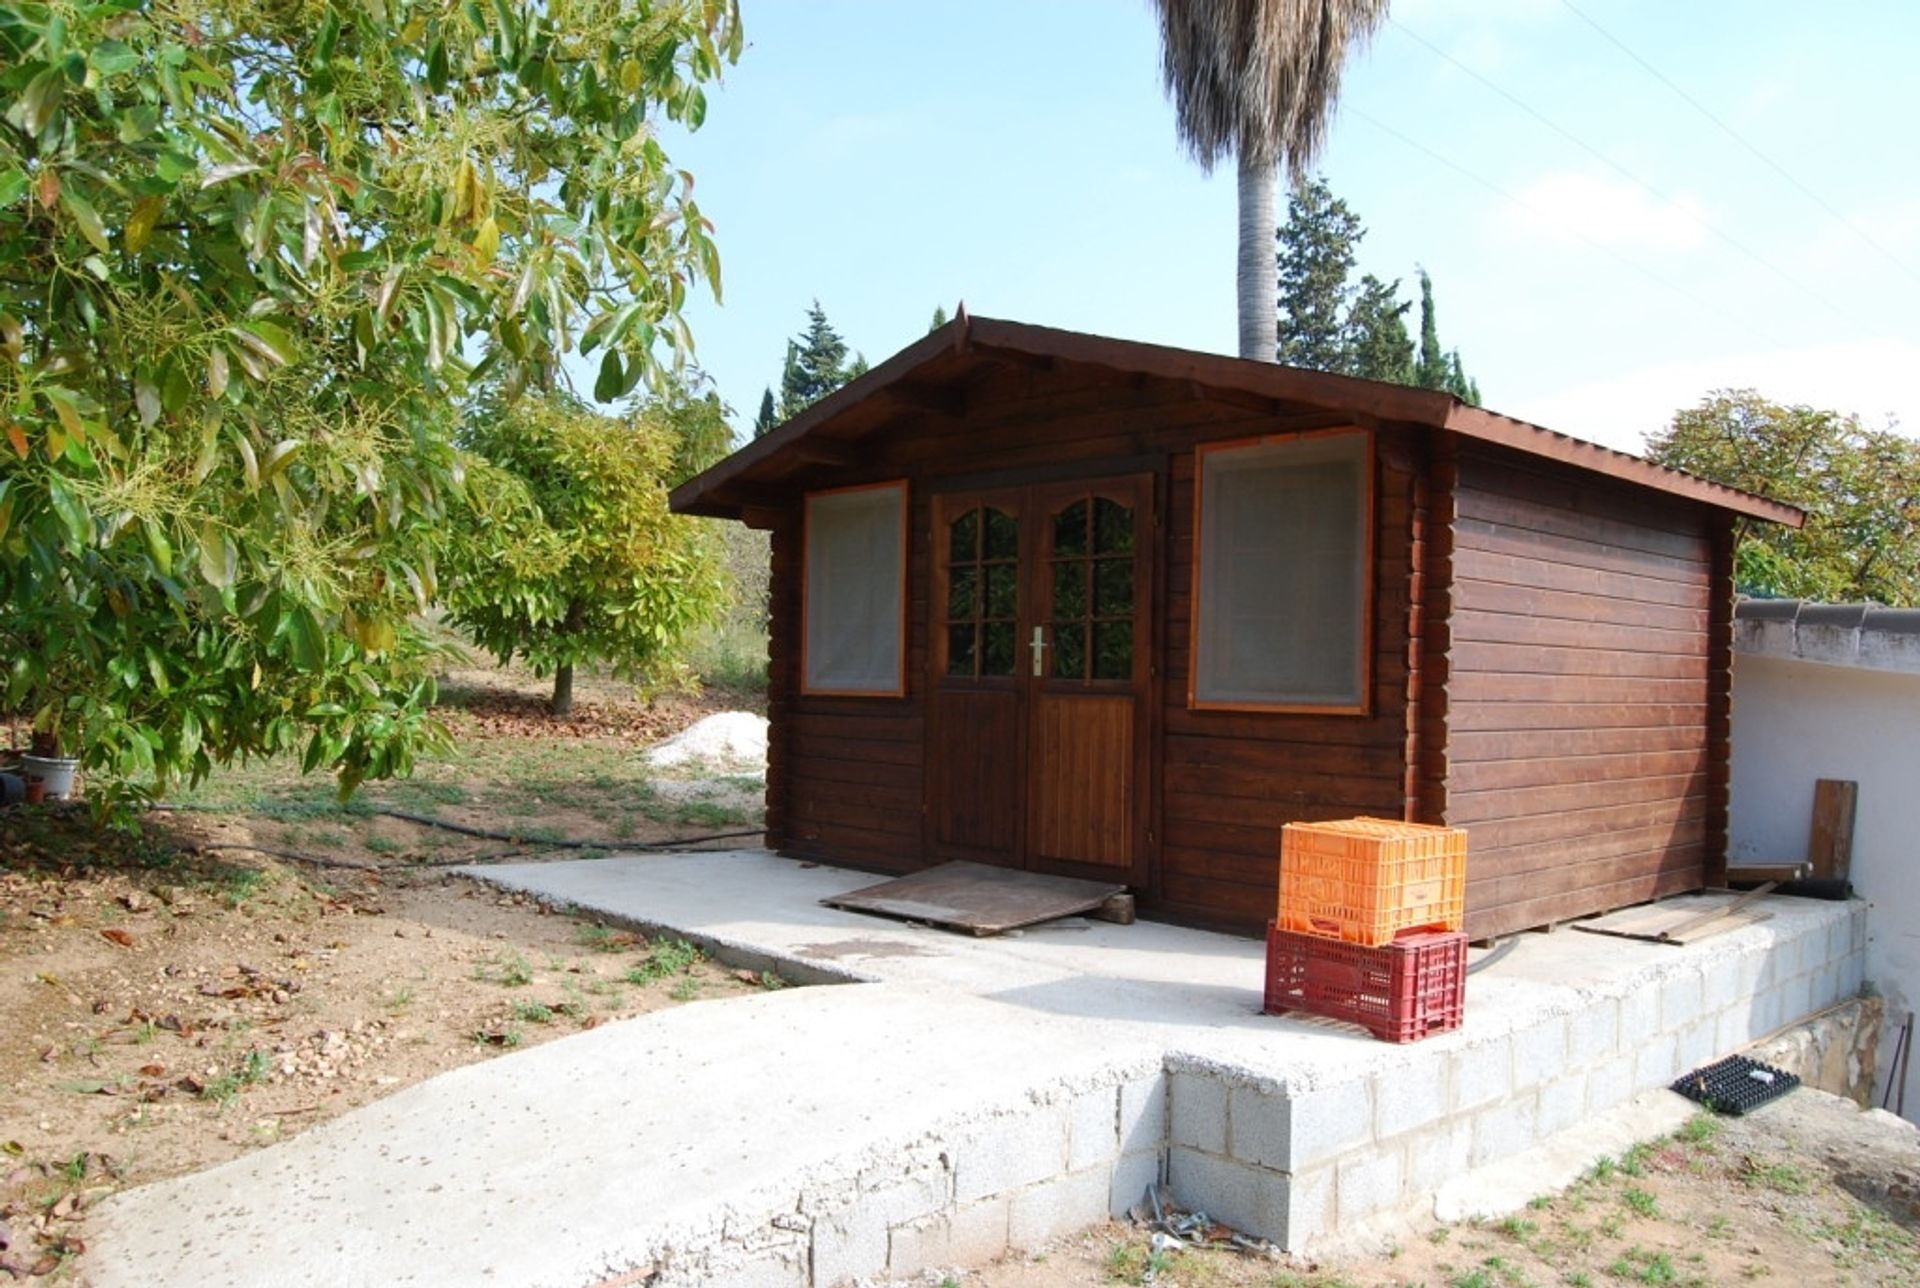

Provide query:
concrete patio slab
left=84, top=850, right=1869, bottom=1288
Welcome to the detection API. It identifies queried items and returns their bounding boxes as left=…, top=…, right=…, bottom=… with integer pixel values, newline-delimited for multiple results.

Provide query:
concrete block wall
left=1149, top=900, right=1865, bottom=1251
left=645, top=901, right=1865, bottom=1286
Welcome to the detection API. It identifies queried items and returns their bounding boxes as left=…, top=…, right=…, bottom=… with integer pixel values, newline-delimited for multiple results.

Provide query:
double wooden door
left=927, top=474, right=1152, bottom=883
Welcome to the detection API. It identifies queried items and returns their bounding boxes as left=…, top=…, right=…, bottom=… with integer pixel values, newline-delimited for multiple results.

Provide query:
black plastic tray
left=1670, top=1054, right=1800, bottom=1115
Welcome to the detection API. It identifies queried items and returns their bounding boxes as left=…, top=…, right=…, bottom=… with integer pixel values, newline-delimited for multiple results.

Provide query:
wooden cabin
left=670, top=316, right=1803, bottom=939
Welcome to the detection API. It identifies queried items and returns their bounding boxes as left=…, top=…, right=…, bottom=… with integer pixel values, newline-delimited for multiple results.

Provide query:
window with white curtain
left=1191, top=432, right=1371, bottom=710
left=803, top=481, right=907, bottom=695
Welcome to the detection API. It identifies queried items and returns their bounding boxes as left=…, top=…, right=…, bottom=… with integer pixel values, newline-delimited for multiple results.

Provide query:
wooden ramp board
left=1572, top=887, right=1774, bottom=946
left=823, top=862, right=1127, bottom=936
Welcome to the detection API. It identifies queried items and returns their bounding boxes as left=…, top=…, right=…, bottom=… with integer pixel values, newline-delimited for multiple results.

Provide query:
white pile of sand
left=642, top=712, right=769, bottom=773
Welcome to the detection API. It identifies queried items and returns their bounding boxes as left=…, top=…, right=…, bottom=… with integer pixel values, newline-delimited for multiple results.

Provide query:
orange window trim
left=1187, top=427, right=1376, bottom=715
left=800, top=479, right=911, bottom=699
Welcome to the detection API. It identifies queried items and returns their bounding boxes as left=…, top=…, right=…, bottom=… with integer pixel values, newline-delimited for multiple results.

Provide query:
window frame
left=800, top=479, right=910, bottom=699
left=1186, top=428, right=1376, bottom=715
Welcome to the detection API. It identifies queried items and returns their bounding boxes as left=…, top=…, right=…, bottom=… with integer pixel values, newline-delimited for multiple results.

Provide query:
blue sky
left=658, top=0, right=1920, bottom=454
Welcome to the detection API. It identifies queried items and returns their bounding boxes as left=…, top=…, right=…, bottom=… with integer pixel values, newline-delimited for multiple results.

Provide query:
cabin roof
left=670, top=313, right=1806, bottom=528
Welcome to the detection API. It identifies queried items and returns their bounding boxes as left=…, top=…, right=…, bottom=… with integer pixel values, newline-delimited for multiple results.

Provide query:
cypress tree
left=1275, top=178, right=1362, bottom=370
left=753, top=387, right=778, bottom=438
left=1343, top=274, right=1415, bottom=384
left=929, top=305, right=949, bottom=332
left=777, top=301, right=864, bottom=420
left=1414, top=269, right=1447, bottom=390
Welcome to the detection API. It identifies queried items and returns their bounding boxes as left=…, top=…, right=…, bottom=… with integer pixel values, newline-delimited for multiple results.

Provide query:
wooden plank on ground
left=1572, top=888, right=1774, bottom=946
left=823, top=861, right=1127, bottom=936
left=1808, top=779, right=1858, bottom=881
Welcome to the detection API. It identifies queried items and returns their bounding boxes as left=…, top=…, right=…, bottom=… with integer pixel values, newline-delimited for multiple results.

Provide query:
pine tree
left=1343, top=274, right=1415, bottom=384
left=1444, top=350, right=1481, bottom=406
left=1414, top=269, right=1448, bottom=390
left=1275, top=178, right=1363, bottom=370
left=777, top=301, right=865, bottom=421
left=753, top=387, right=778, bottom=438
left=929, top=305, right=949, bottom=332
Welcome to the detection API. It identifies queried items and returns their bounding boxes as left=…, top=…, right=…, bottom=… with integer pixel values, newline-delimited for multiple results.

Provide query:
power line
left=1387, top=15, right=1854, bottom=323
left=1343, top=104, right=1788, bottom=351
left=1557, top=0, right=1920, bottom=288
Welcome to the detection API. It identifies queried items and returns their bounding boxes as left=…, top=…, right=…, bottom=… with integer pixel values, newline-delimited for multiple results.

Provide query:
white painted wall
left=1729, top=652, right=1920, bottom=1118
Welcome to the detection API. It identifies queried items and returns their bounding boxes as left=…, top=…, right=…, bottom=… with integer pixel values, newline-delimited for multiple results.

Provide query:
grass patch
left=1607, top=1247, right=1675, bottom=1284
left=1676, top=1113, right=1722, bottom=1147
left=1740, top=1157, right=1810, bottom=1195
left=624, top=937, right=701, bottom=985
left=1620, top=1186, right=1658, bottom=1217
left=475, top=951, right=535, bottom=988
left=201, top=1048, right=272, bottom=1104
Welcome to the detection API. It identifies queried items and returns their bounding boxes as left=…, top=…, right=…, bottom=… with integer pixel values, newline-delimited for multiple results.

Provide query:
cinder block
left=1842, top=952, right=1865, bottom=999
left=1824, top=916, right=1848, bottom=968
left=1336, top=1142, right=1406, bottom=1222
left=1118, top=1075, right=1167, bottom=1156
left=953, top=1106, right=1068, bottom=1203
left=857, top=1162, right=952, bottom=1227
left=1813, top=961, right=1844, bottom=1011
left=1109, top=1148, right=1163, bottom=1219
left=1782, top=971, right=1814, bottom=1026
left=1511, top=1017, right=1569, bottom=1091
left=1674, top=1016, right=1718, bottom=1073
left=1281, top=1165, right=1336, bottom=1251
left=1469, top=1096, right=1539, bottom=1168
left=1374, top=1061, right=1447, bottom=1140
left=1568, top=998, right=1620, bottom=1060
left=1450, top=1037, right=1513, bottom=1113
left=1753, top=984, right=1785, bottom=1038
left=671, top=1239, right=807, bottom=1288
left=1537, top=1072, right=1587, bottom=1138
left=1585, top=1050, right=1635, bottom=1114
left=1659, top=972, right=1704, bottom=1033
left=1281, top=1079, right=1374, bottom=1170
left=1401, top=1118, right=1471, bottom=1196
left=1619, top=985, right=1661, bottom=1045
left=947, top=1195, right=1010, bottom=1265
left=1167, top=1148, right=1286, bottom=1244
left=1067, top=1086, right=1120, bottom=1171
left=886, top=1215, right=949, bottom=1278
left=1850, top=908, right=1868, bottom=954
left=1008, top=1167, right=1110, bottom=1248
left=1702, top=956, right=1743, bottom=1013
left=811, top=1205, right=889, bottom=1287
left=1227, top=1084, right=1291, bottom=1171
left=1632, top=1033, right=1678, bottom=1092
left=1168, top=1071, right=1228, bottom=1155
left=1716, top=1005, right=1756, bottom=1057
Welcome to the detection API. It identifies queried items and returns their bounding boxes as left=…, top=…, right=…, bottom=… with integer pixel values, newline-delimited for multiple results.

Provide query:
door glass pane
left=1093, top=621, right=1132, bottom=680
left=1052, top=561, right=1086, bottom=618
left=1093, top=498, right=1134, bottom=554
left=983, top=507, right=1018, bottom=560
left=947, top=625, right=976, bottom=677
left=949, top=508, right=978, bottom=564
left=1053, top=501, right=1088, bottom=557
left=982, top=622, right=1016, bottom=676
left=1093, top=558, right=1132, bottom=616
left=983, top=564, right=1017, bottom=618
left=1052, top=623, right=1086, bottom=679
left=947, top=566, right=977, bottom=619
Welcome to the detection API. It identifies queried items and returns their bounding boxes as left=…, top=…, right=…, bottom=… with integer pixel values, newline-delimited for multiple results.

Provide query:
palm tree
left=1151, top=0, right=1389, bottom=361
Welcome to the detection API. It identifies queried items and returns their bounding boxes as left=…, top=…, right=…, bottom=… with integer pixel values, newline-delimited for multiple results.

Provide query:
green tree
left=447, top=391, right=728, bottom=716
left=1645, top=391, right=1920, bottom=606
left=1343, top=274, right=1414, bottom=384
left=753, top=387, right=778, bottom=437
left=929, top=305, right=950, bottom=332
left=0, top=2, right=740, bottom=807
left=772, top=301, right=865, bottom=425
left=1275, top=178, right=1362, bottom=369
left=1150, top=0, right=1389, bottom=361
left=1414, top=269, right=1446, bottom=390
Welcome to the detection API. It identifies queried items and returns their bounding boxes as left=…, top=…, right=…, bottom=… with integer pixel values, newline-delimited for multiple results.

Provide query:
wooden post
left=1808, top=779, right=1858, bottom=881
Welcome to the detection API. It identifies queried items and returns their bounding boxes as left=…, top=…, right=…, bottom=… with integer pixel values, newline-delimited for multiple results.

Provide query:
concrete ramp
left=85, top=983, right=1165, bottom=1288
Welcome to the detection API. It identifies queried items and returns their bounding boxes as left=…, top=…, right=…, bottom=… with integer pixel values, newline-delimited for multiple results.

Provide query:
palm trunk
left=1236, top=154, right=1277, bottom=362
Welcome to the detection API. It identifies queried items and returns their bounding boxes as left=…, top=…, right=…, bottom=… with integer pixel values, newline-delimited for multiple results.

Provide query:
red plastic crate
left=1262, top=922, right=1467, bottom=1043
left=1278, top=817, right=1468, bottom=946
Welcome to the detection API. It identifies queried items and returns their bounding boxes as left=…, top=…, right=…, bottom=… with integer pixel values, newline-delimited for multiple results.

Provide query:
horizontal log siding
left=1158, top=449, right=1417, bottom=933
left=1444, top=448, right=1717, bottom=939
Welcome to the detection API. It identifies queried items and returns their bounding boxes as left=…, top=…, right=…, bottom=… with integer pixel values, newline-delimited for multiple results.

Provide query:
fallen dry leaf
left=99, top=928, right=134, bottom=949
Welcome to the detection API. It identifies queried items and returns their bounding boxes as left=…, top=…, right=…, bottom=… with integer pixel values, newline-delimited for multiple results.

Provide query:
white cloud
left=1496, top=171, right=1710, bottom=252
left=1503, top=338, right=1920, bottom=455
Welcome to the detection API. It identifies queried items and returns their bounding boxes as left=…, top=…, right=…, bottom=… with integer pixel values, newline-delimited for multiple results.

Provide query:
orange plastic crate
left=1278, top=817, right=1467, bottom=946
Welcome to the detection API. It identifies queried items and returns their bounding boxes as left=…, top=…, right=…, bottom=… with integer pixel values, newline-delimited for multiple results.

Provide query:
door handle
left=1030, top=626, right=1047, bottom=677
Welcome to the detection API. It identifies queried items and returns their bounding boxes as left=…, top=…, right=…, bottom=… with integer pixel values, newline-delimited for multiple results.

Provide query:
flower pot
left=21, top=755, right=79, bottom=801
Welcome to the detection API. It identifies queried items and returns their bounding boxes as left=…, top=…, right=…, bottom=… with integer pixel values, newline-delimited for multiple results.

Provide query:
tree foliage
left=759, top=300, right=864, bottom=435
left=1645, top=392, right=1920, bottom=606
left=0, top=0, right=740, bottom=807
left=445, top=390, right=728, bottom=714
left=1272, top=181, right=1481, bottom=402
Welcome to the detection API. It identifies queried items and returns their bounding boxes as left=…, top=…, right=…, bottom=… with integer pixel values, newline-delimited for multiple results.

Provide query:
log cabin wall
left=1442, top=444, right=1721, bottom=940
left=761, top=359, right=1423, bottom=932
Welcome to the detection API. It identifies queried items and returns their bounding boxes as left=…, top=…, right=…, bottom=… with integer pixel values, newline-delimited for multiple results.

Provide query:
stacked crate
left=1264, top=818, right=1470, bottom=1043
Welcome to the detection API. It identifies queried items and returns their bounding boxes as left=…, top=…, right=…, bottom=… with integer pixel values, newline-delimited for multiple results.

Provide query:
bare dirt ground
left=954, top=1094, right=1920, bottom=1288
left=0, top=664, right=772, bottom=1280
